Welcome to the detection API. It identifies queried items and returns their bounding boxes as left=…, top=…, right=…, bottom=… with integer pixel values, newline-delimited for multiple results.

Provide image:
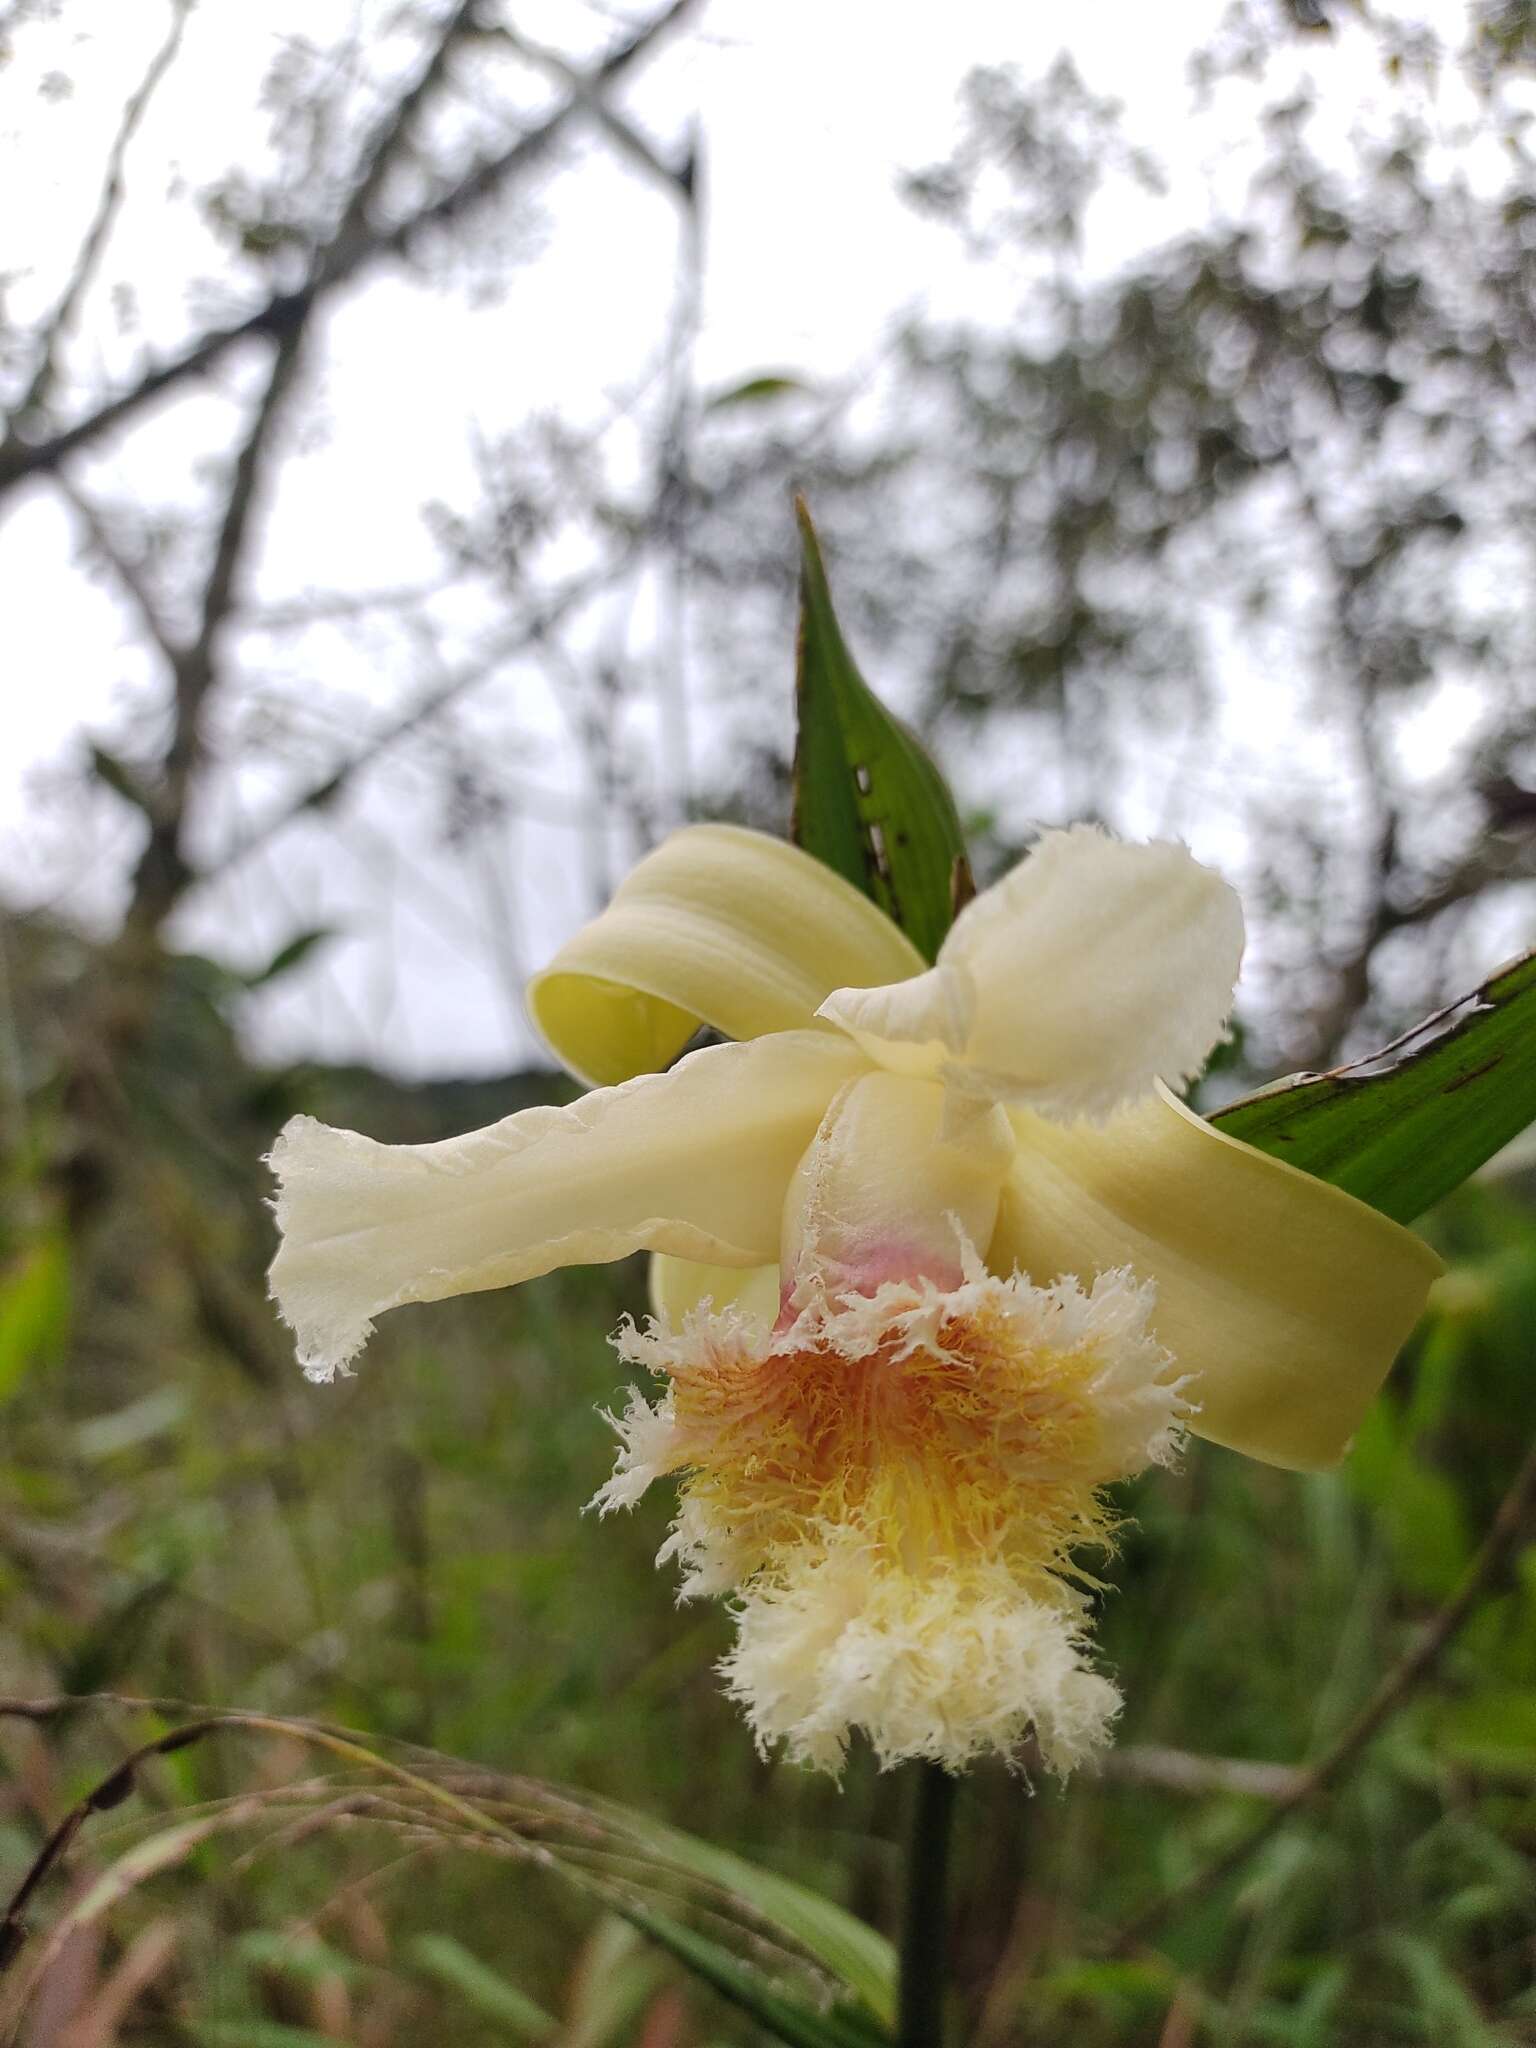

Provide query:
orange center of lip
left=667, top=1286, right=1113, bottom=1590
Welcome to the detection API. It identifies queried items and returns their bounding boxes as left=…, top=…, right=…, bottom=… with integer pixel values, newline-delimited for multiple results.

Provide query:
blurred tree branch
left=0, top=0, right=698, bottom=503
left=8, top=0, right=191, bottom=436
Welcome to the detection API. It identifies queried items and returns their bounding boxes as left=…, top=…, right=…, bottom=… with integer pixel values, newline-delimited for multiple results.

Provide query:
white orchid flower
left=268, top=824, right=1440, bottom=1776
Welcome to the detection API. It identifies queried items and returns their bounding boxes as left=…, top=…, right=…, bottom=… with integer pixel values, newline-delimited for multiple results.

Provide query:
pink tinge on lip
left=774, top=1238, right=968, bottom=1331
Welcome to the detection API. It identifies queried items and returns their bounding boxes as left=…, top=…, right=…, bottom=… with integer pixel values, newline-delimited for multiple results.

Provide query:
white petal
left=268, top=1031, right=865, bottom=1381
left=821, top=826, right=1244, bottom=1121
left=990, top=1084, right=1443, bottom=1471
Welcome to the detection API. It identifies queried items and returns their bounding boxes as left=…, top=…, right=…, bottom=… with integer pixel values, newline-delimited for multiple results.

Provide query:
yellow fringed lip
left=597, top=1258, right=1186, bottom=1776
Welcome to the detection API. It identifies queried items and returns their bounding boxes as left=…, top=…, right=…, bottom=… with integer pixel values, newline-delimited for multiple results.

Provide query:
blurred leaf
left=407, top=1932, right=555, bottom=2038
left=58, top=1573, right=180, bottom=1695
left=75, top=1386, right=188, bottom=1459
left=622, top=1901, right=890, bottom=2048
left=1211, top=952, right=1536, bottom=1220
left=792, top=499, right=971, bottom=962
left=1378, top=1929, right=1508, bottom=2045
left=240, top=927, right=335, bottom=989
left=610, top=1809, right=895, bottom=2025
left=87, top=743, right=157, bottom=817
left=563, top=1917, right=669, bottom=2048
left=0, top=1231, right=69, bottom=1405
left=194, top=2028, right=344, bottom=2048
left=704, top=373, right=812, bottom=412
left=1436, top=1688, right=1536, bottom=1775
left=235, top=1929, right=372, bottom=1988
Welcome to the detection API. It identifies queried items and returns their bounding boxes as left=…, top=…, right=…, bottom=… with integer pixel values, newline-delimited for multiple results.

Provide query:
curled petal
left=528, top=823, right=923, bottom=1086
left=821, top=826, right=1244, bottom=1120
left=991, top=1084, right=1443, bottom=1471
left=268, top=1031, right=865, bottom=1382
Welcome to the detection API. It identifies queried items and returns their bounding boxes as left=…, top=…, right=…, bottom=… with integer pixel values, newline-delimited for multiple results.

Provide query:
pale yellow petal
left=782, top=1071, right=1016, bottom=1299
left=821, top=827, right=1244, bottom=1121
left=528, top=823, right=924, bottom=1086
left=268, top=1031, right=864, bottom=1382
left=990, top=1084, right=1442, bottom=1471
left=649, top=1254, right=780, bottom=1336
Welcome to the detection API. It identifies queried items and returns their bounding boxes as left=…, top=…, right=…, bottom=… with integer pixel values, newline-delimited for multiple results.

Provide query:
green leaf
left=240, top=926, right=335, bottom=988
left=0, top=1233, right=70, bottom=1406
left=603, top=1806, right=895, bottom=2025
left=1435, top=1687, right=1536, bottom=1776
left=705, top=373, right=812, bottom=412
left=194, top=2028, right=344, bottom=2048
left=791, top=499, right=971, bottom=962
left=406, top=1933, right=556, bottom=2038
left=1210, top=951, right=1536, bottom=1221
left=620, top=1901, right=890, bottom=2048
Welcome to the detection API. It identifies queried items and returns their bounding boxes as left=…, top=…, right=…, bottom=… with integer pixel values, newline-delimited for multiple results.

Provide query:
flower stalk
left=897, top=1760, right=958, bottom=2048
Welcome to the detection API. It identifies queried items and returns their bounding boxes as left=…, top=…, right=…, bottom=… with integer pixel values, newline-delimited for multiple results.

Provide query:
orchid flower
left=268, top=823, right=1440, bottom=1776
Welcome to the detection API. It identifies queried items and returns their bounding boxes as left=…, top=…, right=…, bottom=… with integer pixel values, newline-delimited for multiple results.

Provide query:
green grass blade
left=406, top=1933, right=556, bottom=2038
left=791, top=498, right=971, bottom=962
left=1210, top=951, right=1536, bottom=1221
left=595, top=1803, right=895, bottom=2025
left=621, top=1901, right=891, bottom=2048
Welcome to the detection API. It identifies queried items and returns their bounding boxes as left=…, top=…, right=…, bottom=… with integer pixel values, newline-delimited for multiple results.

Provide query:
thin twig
left=309, top=0, right=482, bottom=301
left=126, top=318, right=310, bottom=928
left=493, top=21, right=697, bottom=197
left=1110, top=1434, right=1536, bottom=1956
left=56, top=477, right=178, bottom=660
left=9, top=0, right=190, bottom=430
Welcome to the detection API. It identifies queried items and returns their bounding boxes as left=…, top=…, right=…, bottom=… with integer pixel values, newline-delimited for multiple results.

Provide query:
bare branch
left=124, top=319, right=309, bottom=928
left=0, top=0, right=699, bottom=503
left=1109, top=1432, right=1536, bottom=1957
left=321, top=0, right=481, bottom=276
left=1097, top=1746, right=1307, bottom=1803
left=494, top=20, right=699, bottom=198
left=8, top=0, right=190, bottom=432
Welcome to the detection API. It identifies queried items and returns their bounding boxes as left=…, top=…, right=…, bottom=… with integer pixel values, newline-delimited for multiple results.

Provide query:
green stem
left=897, top=1761, right=958, bottom=2047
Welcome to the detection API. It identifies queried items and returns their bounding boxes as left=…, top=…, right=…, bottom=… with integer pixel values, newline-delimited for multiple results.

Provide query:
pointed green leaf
left=705, top=373, right=812, bottom=412
left=241, top=926, right=335, bottom=988
left=791, top=500, right=971, bottom=962
left=1211, top=951, right=1536, bottom=1221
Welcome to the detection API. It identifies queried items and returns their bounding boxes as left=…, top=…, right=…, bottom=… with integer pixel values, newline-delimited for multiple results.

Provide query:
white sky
left=0, top=0, right=1484, bottom=1074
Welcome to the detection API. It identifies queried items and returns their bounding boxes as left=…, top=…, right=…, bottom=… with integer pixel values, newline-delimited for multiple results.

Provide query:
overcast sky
left=1, top=0, right=1469, bottom=1075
